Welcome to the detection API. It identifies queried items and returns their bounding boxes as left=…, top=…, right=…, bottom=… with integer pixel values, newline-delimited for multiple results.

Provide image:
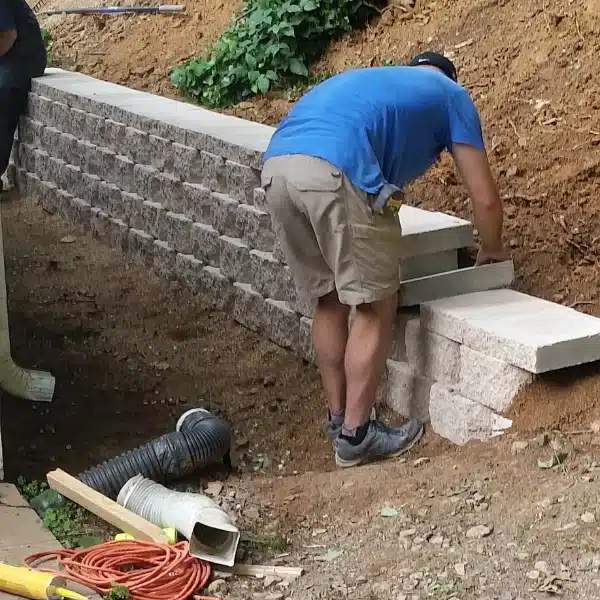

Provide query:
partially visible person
left=0, top=0, right=47, bottom=191
left=261, top=52, right=507, bottom=468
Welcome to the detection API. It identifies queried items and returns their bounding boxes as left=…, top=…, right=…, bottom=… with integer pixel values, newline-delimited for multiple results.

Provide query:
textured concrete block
left=211, top=193, right=242, bottom=237
left=111, top=155, right=135, bottom=193
left=85, top=112, right=106, bottom=146
left=128, top=228, right=154, bottom=267
left=286, top=288, right=316, bottom=319
left=165, top=212, right=193, bottom=254
left=41, top=126, right=62, bottom=156
left=250, top=250, right=291, bottom=300
left=389, top=310, right=418, bottom=361
left=156, top=172, right=185, bottom=213
left=226, top=160, right=260, bottom=203
left=46, top=156, right=65, bottom=186
left=148, top=135, right=174, bottom=172
left=220, top=236, right=251, bottom=283
left=57, top=132, right=78, bottom=165
left=272, top=235, right=286, bottom=263
left=265, top=299, right=300, bottom=350
left=80, top=172, right=102, bottom=207
left=19, top=143, right=36, bottom=173
left=401, top=250, right=458, bottom=281
left=400, top=261, right=515, bottom=307
left=175, top=253, right=203, bottom=292
left=173, top=143, right=201, bottom=181
left=97, top=181, right=121, bottom=216
left=140, top=200, right=167, bottom=239
left=64, top=197, right=92, bottom=233
left=77, top=139, right=99, bottom=173
left=190, top=222, right=220, bottom=266
left=69, top=107, right=88, bottom=140
left=19, top=118, right=43, bottom=146
left=233, top=282, right=266, bottom=333
left=107, top=218, right=129, bottom=252
left=399, top=205, right=473, bottom=258
left=405, top=318, right=459, bottom=384
left=122, top=191, right=144, bottom=227
left=50, top=101, right=70, bottom=130
left=26, top=93, right=53, bottom=122
left=422, top=289, right=600, bottom=373
left=381, top=360, right=432, bottom=423
left=90, top=208, right=109, bottom=239
left=55, top=189, right=75, bottom=221
left=459, top=346, right=533, bottom=413
left=133, top=164, right=161, bottom=201
left=39, top=181, right=58, bottom=214
left=429, top=383, right=513, bottom=445
left=104, top=119, right=127, bottom=151
left=240, top=204, right=274, bottom=251
left=199, top=266, right=234, bottom=311
left=124, top=127, right=150, bottom=164
left=56, top=162, right=79, bottom=196
left=200, top=150, right=226, bottom=192
left=299, top=317, right=315, bottom=364
left=182, top=182, right=212, bottom=224
left=153, top=240, right=177, bottom=280
left=24, top=172, right=42, bottom=201
left=253, top=187, right=267, bottom=211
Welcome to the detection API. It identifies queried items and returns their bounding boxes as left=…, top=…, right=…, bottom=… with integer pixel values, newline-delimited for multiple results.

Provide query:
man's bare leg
left=343, top=293, right=397, bottom=432
left=312, top=290, right=351, bottom=423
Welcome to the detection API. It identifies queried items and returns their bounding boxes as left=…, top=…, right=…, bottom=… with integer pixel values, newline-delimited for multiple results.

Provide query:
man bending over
left=261, top=52, right=507, bottom=467
left=1, top=0, right=47, bottom=191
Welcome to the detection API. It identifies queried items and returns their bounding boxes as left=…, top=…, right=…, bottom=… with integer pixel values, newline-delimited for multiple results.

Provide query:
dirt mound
left=41, top=0, right=600, bottom=431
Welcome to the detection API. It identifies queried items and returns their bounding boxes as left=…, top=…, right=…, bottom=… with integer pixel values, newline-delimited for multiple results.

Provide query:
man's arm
left=0, top=29, right=17, bottom=56
left=451, top=142, right=508, bottom=265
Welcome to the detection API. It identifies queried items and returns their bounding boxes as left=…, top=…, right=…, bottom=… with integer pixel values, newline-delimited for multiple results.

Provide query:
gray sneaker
left=334, top=419, right=424, bottom=468
left=324, top=407, right=378, bottom=442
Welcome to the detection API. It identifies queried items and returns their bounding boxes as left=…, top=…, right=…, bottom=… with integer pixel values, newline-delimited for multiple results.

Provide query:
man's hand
left=451, top=142, right=505, bottom=257
left=475, top=247, right=509, bottom=266
left=0, top=29, right=17, bottom=56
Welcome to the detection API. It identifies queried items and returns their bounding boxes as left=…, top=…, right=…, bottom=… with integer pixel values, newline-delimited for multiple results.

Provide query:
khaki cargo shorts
left=261, top=154, right=403, bottom=306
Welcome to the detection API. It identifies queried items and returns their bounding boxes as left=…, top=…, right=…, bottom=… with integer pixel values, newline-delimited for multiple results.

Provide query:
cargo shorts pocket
left=285, top=168, right=344, bottom=194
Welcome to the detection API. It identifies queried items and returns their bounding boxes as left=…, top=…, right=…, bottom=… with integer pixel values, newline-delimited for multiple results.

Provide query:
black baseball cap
left=408, top=51, right=458, bottom=82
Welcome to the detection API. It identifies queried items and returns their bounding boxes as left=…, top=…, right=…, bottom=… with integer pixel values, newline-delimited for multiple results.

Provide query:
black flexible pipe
left=77, top=409, right=232, bottom=500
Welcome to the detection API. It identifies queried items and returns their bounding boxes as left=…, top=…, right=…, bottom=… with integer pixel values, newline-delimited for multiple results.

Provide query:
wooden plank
left=217, top=563, right=304, bottom=579
left=46, top=469, right=169, bottom=543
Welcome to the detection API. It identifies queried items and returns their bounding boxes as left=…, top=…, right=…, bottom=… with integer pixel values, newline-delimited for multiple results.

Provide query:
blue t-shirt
left=263, top=66, right=484, bottom=207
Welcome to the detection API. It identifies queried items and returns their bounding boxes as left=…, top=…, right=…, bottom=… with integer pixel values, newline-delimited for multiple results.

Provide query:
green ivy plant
left=170, top=0, right=372, bottom=108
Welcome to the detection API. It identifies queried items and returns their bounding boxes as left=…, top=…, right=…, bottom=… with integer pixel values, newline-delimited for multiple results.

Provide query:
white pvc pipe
left=117, top=474, right=240, bottom=567
left=0, top=204, right=55, bottom=403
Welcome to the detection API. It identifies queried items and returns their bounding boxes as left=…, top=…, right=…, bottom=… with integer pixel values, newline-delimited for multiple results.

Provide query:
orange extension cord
left=24, top=540, right=218, bottom=600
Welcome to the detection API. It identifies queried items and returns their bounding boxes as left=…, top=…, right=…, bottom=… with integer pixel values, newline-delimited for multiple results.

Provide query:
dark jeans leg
left=0, top=67, right=30, bottom=179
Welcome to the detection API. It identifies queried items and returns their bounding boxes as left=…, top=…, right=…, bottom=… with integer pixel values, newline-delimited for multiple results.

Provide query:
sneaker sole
left=334, top=423, right=425, bottom=468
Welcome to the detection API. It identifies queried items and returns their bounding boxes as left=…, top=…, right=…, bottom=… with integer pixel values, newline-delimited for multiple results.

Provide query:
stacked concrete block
left=20, top=69, right=600, bottom=448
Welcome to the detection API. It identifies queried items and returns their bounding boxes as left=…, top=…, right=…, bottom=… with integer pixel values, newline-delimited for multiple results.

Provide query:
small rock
left=511, top=440, right=529, bottom=454
left=535, top=561, right=550, bottom=574
left=413, top=457, right=430, bottom=466
left=466, top=525, right=493, bottom=539
left=263, top=375, right=276, bottom=387
left=526, top=570, right=540, bottom=580
left=207, top=579, right=228, bottom=593
left=429, top=535, right=444, bottom=545
left=399, top=528, right=417, bottom=537
left=516, top=551, right=529, bottom=561
left=454, top=563, right=466, bottom=577
left=355, top=575, right=368, bottom=584
left=581, top=512, right=596, bottom=523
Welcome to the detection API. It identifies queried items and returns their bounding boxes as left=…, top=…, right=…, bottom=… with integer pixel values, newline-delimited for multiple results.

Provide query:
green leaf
left=257, top=74, right=270, bottom=93
left=289, top=58, right=308, bottom=76
left=303, top=0, right=317, bottom=10
left=245, top=52, right=257, bottom=69
left=266, top=70, right=278, bottom=80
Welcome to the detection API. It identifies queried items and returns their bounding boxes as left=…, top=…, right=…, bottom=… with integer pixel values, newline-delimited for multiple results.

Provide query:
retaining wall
left=10, top=69, right=600, bottom=446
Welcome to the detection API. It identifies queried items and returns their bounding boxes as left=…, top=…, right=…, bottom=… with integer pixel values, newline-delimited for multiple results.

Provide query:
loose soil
left=4, top=195, right=600, bottom=599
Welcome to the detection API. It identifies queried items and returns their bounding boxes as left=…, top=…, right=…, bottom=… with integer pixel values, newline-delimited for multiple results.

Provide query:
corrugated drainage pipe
left=118, top=473, right=240, bottom=566
left=0, top=202, right=55, bottom=402
left=78, top=409, right=232, bottom=499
